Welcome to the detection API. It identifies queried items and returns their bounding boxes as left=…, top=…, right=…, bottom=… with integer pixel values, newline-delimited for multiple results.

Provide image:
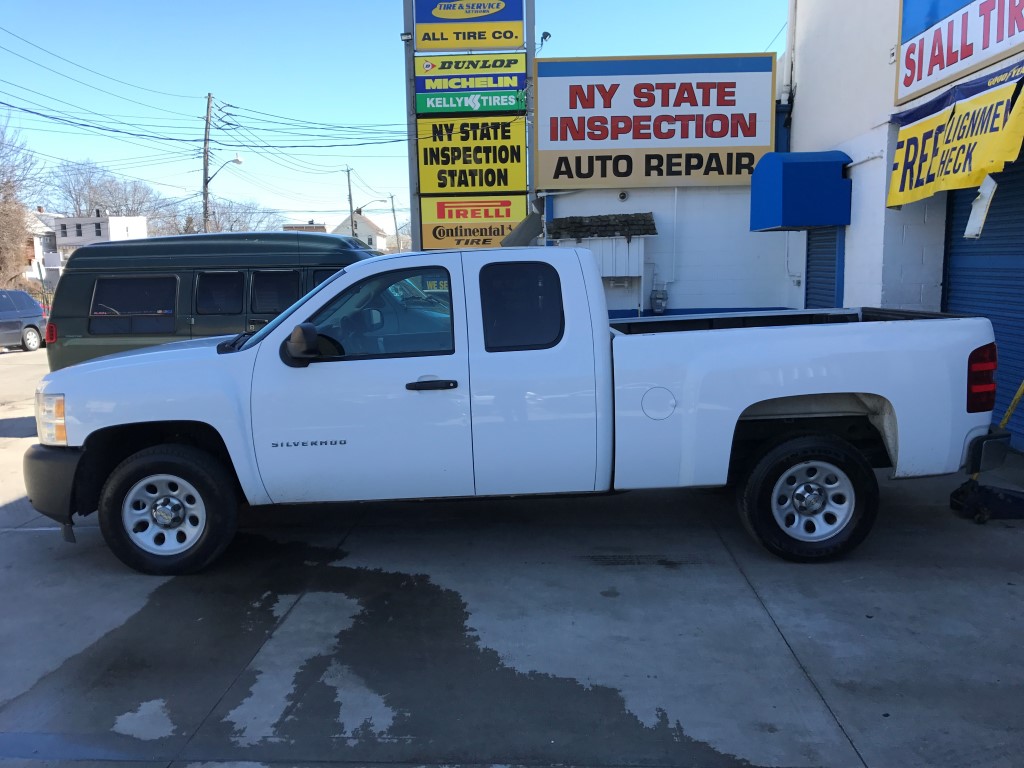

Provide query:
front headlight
left=36, top=393, right=67, bottom=446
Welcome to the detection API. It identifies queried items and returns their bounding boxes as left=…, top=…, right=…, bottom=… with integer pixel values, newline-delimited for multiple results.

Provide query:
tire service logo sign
left=420, top=195, right=529, bottom=248
left=414, top=0, right=525, bottom=51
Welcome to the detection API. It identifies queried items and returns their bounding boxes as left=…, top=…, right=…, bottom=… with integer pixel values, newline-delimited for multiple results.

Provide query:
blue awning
left=750, top=151, right=852, bottom=232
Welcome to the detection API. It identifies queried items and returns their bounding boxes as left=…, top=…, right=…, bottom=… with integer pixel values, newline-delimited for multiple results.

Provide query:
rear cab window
left=479, top=262, right=564, bottom=352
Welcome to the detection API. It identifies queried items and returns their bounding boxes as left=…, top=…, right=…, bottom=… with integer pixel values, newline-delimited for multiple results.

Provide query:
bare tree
left=46, top=160, right=113, bottom=216
left=0, top=116, right=38, bottom=283
left=208, top=198, right=284, bottom=232
left=96, top=177, right=160, bottom=216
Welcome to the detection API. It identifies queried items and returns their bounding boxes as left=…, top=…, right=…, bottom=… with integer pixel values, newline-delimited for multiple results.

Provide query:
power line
left=0, top=25, right=200, bottom=99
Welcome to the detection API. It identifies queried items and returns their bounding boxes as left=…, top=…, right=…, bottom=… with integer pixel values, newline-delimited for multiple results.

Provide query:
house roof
left=332, top=212, right=388, bottom=238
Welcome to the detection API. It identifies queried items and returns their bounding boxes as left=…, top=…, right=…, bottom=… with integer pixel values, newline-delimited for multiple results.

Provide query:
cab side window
left=479, top=262, right=564, bottom=352
left=251, top=270, right=300, bottom=314
left=89, top=277, right=177, bottom=335
left=308, top=267, right=453, bottom=358
left=196, top=271, right=244, bottom=315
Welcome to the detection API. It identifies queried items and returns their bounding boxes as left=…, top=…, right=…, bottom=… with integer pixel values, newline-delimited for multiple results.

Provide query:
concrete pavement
left=0, top=350, right=1022, bottom=768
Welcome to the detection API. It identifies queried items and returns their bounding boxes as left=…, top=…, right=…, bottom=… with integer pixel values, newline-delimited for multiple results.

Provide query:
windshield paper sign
left=534, top=55, right=775, bottom=189
left=897, top=0, right=1024, bottom=104
left=414, top=0, right=524, bottom=51
left=415, top=54, right=527, bottom=113
left=888, top=63, right=1024, bottom=205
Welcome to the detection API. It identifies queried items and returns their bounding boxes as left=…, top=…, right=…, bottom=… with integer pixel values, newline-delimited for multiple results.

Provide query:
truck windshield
left=240, top=268, right=348, bottom=352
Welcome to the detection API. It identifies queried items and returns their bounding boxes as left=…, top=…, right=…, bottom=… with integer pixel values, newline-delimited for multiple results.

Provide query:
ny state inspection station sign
left=534, top=54, right=776, bottom=189
left=414, top=0, right=525, bottom=52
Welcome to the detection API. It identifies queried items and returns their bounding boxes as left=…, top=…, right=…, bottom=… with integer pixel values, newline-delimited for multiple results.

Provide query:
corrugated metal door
left=805, top=227, right=843, bottom=308
left=945, top=160, right=1024, bottom=448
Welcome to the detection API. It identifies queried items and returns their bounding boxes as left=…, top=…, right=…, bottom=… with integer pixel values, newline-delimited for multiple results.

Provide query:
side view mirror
left=281, top=323, right=320, bottom=367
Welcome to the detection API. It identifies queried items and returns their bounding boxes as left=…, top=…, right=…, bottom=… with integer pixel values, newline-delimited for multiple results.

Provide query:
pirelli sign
left=420, top=194, right=528, bottom=249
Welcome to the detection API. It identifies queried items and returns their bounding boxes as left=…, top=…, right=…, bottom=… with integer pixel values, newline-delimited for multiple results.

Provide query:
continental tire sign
left=417, top=116, right=527, bottom=194
left=420, top=195, right=528, bottom=248
left=534, top=54, right=776, bottom=189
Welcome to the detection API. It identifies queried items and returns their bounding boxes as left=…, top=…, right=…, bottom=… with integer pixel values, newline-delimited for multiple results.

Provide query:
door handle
left=406, top=379, right=458, bottom=391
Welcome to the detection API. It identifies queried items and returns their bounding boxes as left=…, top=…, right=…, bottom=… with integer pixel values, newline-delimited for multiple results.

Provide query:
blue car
left=0, top=289, right=45, bottom=352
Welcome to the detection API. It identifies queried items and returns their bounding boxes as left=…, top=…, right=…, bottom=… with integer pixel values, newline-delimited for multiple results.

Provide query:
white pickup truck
left=24, top=247, right=1008, bottom=574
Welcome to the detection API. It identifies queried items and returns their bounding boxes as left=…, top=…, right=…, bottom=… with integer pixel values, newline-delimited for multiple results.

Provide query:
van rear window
left=89, top=276, right=177, bottom=335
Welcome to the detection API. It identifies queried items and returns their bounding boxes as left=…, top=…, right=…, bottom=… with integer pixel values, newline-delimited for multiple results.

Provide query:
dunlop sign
left=414, top=0, right=525, bottom=52
left=415, top=53, right=527, bottom=114
left=534, top=55, right=776, bottom=189
left=417, top=116, right=527, bottom=194
left=420, top=194, right=528, bottom=248
left=887, top=66, right=1024, bottom=206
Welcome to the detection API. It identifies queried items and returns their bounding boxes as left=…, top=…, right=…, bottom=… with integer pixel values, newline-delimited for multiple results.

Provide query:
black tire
left=738, top=434, right=879, bottom=562
left=98, top=445, right=238, bottom=575
left=21, top=327, right=41, bottom=352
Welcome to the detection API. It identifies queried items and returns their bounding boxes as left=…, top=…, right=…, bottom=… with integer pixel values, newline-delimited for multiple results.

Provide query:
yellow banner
left=417, top=116, right=527, bottom=194
left=888, top=80, right=1024, bottom=206
left=420, top=194, right=528, bottom=249
left=415, top=21, right=523, bottom=51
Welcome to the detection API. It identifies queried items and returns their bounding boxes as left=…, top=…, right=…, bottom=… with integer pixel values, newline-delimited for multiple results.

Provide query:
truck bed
left=609, top=307, right=963, bottom=335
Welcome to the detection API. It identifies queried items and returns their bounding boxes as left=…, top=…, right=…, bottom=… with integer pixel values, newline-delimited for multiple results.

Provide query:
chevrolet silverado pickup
left=24, top=247, right=1008, bottom=573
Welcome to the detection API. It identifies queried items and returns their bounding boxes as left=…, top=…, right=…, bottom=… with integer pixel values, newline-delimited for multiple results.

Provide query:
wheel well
left=729, top=394, right=896, bottom=483
left=73, top=421, right=241, bottom=517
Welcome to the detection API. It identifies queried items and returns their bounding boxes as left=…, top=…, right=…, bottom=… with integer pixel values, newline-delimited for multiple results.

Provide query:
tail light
left=45, top=322, right=57, bottom=345
left=967, top=343, right=997, bottom=413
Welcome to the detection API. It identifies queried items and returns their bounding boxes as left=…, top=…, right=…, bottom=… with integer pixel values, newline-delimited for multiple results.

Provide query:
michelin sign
left=415, top=54, right=527, bottom=113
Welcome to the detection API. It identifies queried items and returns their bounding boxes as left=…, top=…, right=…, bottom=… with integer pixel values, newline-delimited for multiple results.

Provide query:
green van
left=45, top=231, right=378, bottom=370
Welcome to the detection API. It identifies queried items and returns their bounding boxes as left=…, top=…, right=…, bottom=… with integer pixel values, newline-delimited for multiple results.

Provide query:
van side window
left=479, top=262, right=564, bottom=352
left=313, top=269, right=339, bottom=287
left=0, top=292, right=16, bottom=313
left=89, top=277, right=177, bottom=335
left=196, top=272, right=244, bottom=314
left=251, top=270, right=300, bottom=314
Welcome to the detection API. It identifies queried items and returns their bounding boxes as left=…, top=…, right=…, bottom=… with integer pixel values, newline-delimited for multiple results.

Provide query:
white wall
left=789, top=0, right=949, bottom=309
left=548, top=187, right=795, bottom=313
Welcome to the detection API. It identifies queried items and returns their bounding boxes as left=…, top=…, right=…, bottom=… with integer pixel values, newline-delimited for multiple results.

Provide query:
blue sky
left=1, top=1, right=788, bottom=234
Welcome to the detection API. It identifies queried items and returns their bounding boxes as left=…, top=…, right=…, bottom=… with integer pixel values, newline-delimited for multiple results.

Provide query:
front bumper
left=23, top=444, right=83, bottom=526
left=965, top=427, right=1011, bottom=475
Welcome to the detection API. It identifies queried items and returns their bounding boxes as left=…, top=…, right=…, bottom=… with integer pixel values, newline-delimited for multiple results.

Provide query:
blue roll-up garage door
left=945, top=160, right=1024, bottom=448
left=805, top=227, right=844, bottom=308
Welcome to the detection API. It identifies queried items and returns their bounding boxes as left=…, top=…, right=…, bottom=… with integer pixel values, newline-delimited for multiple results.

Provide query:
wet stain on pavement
left=0, top=532, right=756, bottom=767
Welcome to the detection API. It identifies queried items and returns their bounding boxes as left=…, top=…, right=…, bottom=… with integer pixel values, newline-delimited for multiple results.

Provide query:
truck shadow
left=0, top=416, right=36, bottom=438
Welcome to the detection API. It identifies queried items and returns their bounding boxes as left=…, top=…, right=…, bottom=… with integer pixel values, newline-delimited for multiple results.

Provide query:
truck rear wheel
left=738, top=434, right=878, bottom=561
left=98, top=445, right=237, bottom=575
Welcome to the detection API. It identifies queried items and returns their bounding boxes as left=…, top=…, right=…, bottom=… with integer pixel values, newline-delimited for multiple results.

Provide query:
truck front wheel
left=98, top=445, right=238, bottom=575
left=738, top=434, right=878, bottom=561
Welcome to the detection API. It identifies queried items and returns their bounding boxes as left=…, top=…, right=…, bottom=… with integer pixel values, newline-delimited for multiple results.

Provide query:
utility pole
left=345, top=167, right=355, bottom=236
left=389, top=194, right=402, bottom=252
left=202, top=93, right=213, bottom=233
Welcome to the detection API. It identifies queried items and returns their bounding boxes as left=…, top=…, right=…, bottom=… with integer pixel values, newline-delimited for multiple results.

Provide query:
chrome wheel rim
left=121, top=473, right=207, bottom=555
left=771, top=460, right=855, bottom=543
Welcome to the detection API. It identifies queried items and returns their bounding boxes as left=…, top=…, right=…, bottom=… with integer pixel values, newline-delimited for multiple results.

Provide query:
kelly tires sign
left=534, top=54, right=776, bottom=189
left=415, top=53, right=527, bottom=114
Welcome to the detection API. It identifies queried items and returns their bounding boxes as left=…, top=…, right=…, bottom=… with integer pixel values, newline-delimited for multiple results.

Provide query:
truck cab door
left=250, top=252, right=474, bottom=503
left=463, top=250, right=602, bottom=495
